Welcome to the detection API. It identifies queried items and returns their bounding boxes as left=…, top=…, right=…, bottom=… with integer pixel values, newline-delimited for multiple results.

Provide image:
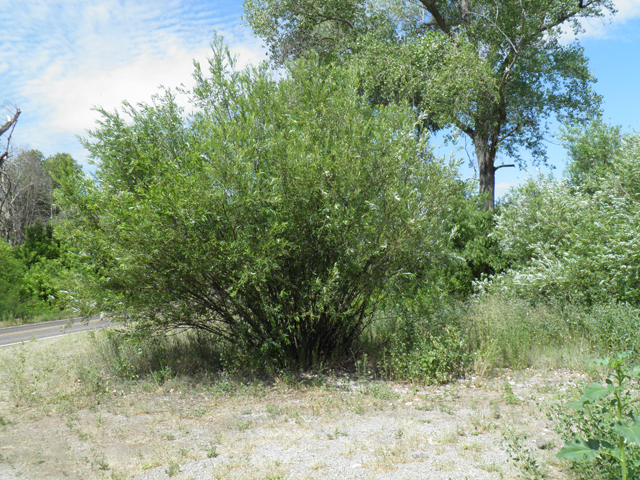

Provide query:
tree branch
left=454, top=119, right=474, bottom=137
left=0, top=108, right=20, bottom=137
left=460, top=0, right=470, bottom=25
left=498, top=123, right=521, bottom=143
left=314, top=12, right=355, bottom=30
left=418, top=0, right=452, bottom=35
left=494, top=163, right=515, bottom=171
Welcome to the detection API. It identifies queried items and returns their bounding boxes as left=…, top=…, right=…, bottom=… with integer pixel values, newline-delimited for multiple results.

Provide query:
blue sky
left=2, top=0, right=640, bottom=197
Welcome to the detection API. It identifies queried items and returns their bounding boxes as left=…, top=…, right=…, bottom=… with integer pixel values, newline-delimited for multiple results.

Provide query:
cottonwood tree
left=244, top=0, right=614, bottom=208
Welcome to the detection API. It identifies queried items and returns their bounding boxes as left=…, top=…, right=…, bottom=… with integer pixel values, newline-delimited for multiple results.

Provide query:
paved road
left=0, top=316, right=111, bottom=348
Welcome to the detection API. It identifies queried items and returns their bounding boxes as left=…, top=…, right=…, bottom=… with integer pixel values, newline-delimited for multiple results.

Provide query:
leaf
left=557, top=439, right=599, bottom=461
left=591, top=357, right=610, bottom=367
left=630, top=365, right=640, bottom=378
left=581, top=383, right=611, bottom=402
left=568, top=400, right=585, bottom=410
left=614, top=424, right=640, bottom=445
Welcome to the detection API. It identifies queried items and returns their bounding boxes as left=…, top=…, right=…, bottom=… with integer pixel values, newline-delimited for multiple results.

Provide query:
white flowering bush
left=482, top=133, right=640, bottom=305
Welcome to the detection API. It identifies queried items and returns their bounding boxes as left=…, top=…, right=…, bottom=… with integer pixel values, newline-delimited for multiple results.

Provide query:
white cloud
left=3, top=0, right=266, bottom=163
left=495, top=182, right=517, bottom=191
left=564, top=0, right=640, bottom=40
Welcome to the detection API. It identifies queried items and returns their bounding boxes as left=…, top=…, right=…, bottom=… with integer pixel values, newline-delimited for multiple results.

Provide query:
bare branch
left=0, top=108, right=20, bottom=137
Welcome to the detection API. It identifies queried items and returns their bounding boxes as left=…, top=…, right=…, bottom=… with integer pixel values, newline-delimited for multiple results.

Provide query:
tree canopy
left=244, top=0, right=614, bottom=208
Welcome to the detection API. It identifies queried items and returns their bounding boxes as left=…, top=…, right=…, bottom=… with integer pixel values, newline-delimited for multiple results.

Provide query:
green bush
left=17, top=222, right=60, bottom=268
left=485, top=137, right=640, bottom=305
left=365, top=297, right=472, bottom=384
left=435, top=192, right=505, bottom=296
left=57, top=38, right=461, bottom=369
left=379, top=323, right=471, bottom=384
left=0, top=240, right=27, bottom=320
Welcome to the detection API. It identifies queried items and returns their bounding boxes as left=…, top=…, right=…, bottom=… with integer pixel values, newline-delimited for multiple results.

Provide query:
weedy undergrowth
left=502, top=428, right=547, bottom=479
left=556, top=352, right=640, bottom=480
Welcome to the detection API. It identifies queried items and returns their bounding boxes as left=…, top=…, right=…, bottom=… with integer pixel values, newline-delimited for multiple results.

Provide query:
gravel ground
left=0, top=366, right=588, bottom=480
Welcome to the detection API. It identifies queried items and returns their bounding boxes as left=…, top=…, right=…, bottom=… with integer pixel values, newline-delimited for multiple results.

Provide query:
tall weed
left=464, top=294, right=640, bottom=372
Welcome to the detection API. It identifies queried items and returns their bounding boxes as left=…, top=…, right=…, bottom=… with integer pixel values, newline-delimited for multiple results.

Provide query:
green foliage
left=17, top=222, right=60, bottom=267
left=379, top=323, right=471, bottom=384
left=43, top=152, right=82, bottom=192
left=11, top=222, right=73, bottom=311
left=0, top=234, right=65, bottom=322
left=465, top=293, right=584, bottom=371
left=0, top=240, right=27, bottom=320
left=584, top=303, right=640, bottom=358
left=444, top=191, right=505, bottom=294
left=355, top=31, right=498, bottom=130
left=243, top=0, right=377, bottom=64
left=245, top=0, right=613, bottom=207
left=483, top=134, right=640, bottom=305
left=556, top=353, right=640, bottom=480
left=19, top=258, right=68, bottom=308
left=464, top=293, right=640, bottom=372
left=56, top=38, right=460, bottom=369
left=0, top=149, right=81, bottom=323
left=370, top=299, right=472, bottom=384
left=560, top=118, right=623, bottom=190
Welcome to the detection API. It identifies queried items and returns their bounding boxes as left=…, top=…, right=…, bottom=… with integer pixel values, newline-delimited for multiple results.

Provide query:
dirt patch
left=0, top=336, right=587, bottom=479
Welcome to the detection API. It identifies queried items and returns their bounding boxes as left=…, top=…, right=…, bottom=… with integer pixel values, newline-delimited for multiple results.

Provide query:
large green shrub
left=57, top=39, right=460, bottom=368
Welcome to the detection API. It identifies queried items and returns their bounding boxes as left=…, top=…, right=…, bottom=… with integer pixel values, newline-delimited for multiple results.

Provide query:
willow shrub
left=57, top=39, right=460, bottom=369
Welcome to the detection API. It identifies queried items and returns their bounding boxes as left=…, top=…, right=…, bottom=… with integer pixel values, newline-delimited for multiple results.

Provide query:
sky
left=2, top=0, right=640, bottom=198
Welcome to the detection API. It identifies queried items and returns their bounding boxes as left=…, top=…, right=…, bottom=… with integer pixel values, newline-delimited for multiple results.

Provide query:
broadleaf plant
left=557, top=352, right=640, bottom=480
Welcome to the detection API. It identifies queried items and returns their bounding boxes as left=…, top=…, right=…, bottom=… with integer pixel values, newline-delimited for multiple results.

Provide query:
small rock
left=536, top=439, right=550, bottom=450
left=412, top=452, right=429, bottom=459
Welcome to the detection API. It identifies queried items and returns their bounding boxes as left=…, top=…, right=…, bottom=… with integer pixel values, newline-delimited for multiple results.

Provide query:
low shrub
left=378, top=323, right=471, bottom=384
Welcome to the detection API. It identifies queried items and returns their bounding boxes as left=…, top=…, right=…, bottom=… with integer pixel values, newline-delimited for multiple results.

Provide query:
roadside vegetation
left=0, top=151, right=82, bottom=326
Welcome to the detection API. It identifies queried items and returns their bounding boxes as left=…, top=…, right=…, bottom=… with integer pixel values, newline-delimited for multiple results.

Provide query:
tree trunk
left=474, top=135, right=496, bottom=210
